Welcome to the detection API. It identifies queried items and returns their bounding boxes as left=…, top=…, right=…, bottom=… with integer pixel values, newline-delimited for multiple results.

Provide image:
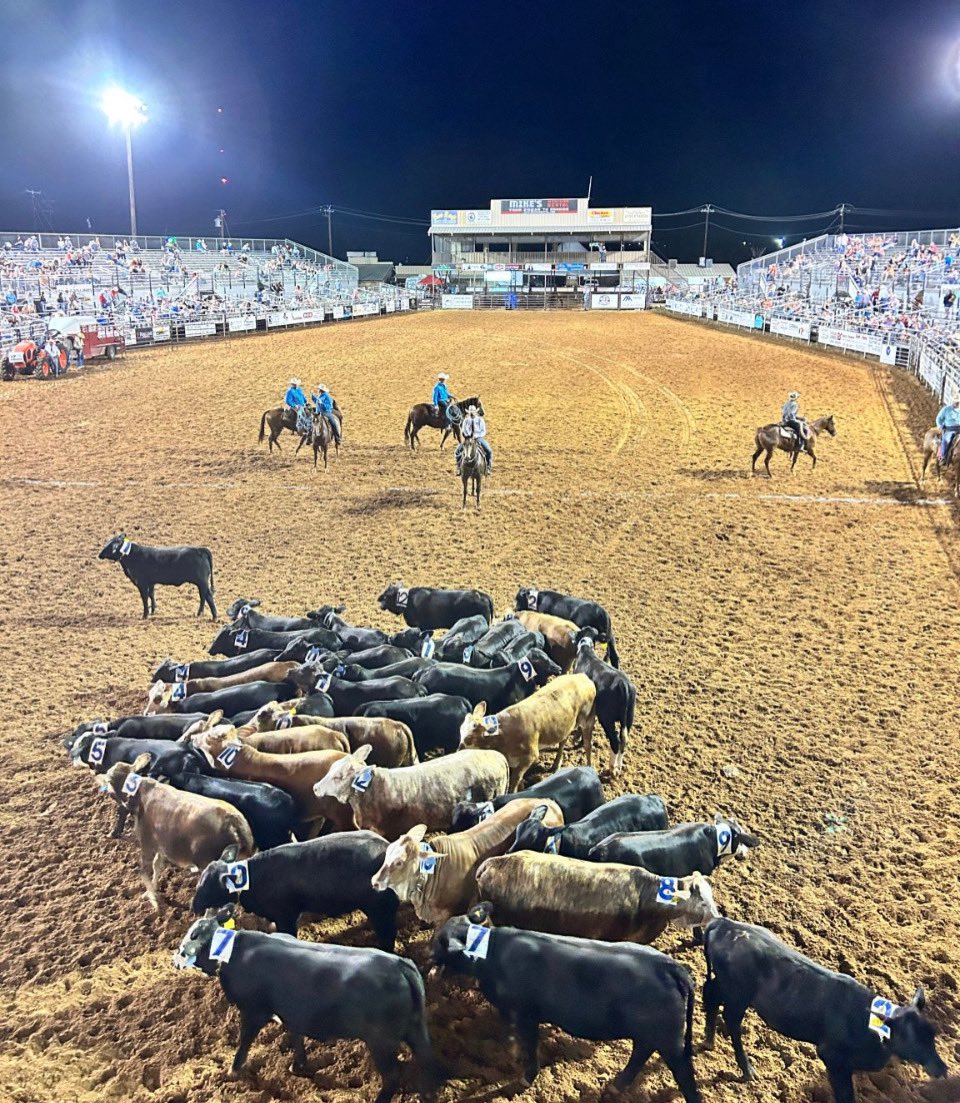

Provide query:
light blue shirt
left=782, top=399, right=800, bottom=421
left=433, top=381, right=449, bottom=405
left=936, top=404, right=960, bottom=431
left=285, top=385, right=306, bottom=408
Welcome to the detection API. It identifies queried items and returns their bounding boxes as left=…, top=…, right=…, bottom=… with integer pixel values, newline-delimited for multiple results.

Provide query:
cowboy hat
left=788, top=391, right=799, bottom=399
left=289, top=377, right=301, bottom=386
left=437, top=372, right=449, bottom=380
left=317, top=384, right=328, bottom=392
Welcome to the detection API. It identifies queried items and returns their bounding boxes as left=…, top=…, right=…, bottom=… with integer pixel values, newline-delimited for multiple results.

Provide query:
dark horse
left=460, top=436, right=487, bottom=510
left=751, top=414, right=836, bottom=477
left=296, top=412, right=338, bottom=469
left=259, top=402, right=344, bottom=453
left=404, top=396, right=483, bottom=451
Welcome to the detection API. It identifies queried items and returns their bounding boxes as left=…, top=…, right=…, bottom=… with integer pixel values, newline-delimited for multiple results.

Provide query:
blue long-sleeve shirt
left=314, top=392, right=333, bottom=414
left=433, top=381, right=449, bottom=405
left=782, top=399, right=800, bottom=421
left=936, top=404, right=960, bottom=431
left=285, top=385, right=306, bottom=408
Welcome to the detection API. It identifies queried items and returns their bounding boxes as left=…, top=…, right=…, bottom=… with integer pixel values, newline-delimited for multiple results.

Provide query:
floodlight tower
left=101, top=86, right=148, bottom=237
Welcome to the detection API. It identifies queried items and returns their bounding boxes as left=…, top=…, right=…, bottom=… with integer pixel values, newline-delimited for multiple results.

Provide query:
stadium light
left=101, top=86, right=148, bottom=237
left=774, top=236, right=785, bottom=249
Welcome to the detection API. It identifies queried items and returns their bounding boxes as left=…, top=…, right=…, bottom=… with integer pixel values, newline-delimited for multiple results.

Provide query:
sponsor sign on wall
left=431, top=210, right=459, bottom=225
left=716, top=307, right=755, bottom=329
left=441, top=294, right=474, bottom=310
left=184, top=321, right=217, bottom=338
left=623, top=207, right=652, bottom=225
left=500, top=198, right=578, bottom=215
left=665, top=299, right=703, bottom=317
left=620, top=294, right=646, bottom=310
left=152, top=324, right=171, bottom=341
left=590, top=293, right=619, bottom=310
left=770, top=317, right=812, bottom=341
left=228, top=316, right=257, bottom=332
left=268, top=312, right=293, bottom=327
left=587, top=209, right=615, bottom=221
left=463, top=210, right=492, bottom=225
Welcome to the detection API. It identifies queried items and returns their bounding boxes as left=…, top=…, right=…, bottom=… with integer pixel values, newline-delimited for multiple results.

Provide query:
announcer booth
left=429, top=198, right=652, bottom=300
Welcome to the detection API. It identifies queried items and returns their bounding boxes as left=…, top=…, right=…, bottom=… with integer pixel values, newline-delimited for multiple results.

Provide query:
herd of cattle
left=67, top=569, right=948, bottom=1103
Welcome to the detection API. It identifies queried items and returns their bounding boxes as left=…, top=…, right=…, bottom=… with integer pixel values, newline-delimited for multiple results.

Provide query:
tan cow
left=514, top=610, right=580, bottom=671
left=144, top=661, right=299, bottom=714
left=475, top=851, right=720, bottom=943
left=99, top=753, right=254, bottom=910
left=254, top=701, right=417, bottom=767
left=181, top=710, right=348, bottom=755
left=312, top=745, right=509, bottom=840
left=371, top=798, right=564, bottom=924
left=459, top=673, right=597, bottom=790
left=187, top=727, right=352, bottom=836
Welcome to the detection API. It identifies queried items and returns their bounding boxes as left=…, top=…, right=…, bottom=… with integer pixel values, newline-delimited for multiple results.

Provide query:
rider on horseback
left=312, top=383, right=342, bottom=446
left=456, top=405, right=493, bottom=475
left=936, top=395, right=960, bottom=465
left=433, top=373, right=451, bottom=421
left=781, top=391, right=807, bottom=453
left=284, top=377, right=312, bottom=438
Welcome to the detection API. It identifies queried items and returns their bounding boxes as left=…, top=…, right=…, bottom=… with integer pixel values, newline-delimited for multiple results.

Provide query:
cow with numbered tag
left=310, top=642, right=414, bottom=669
left=510, top=610, right=580, bottom=672
left=509, top=793, right=668, bottom=858
left=173, top=905, right=444, bottom=1102
left=99, top=754, right=255, bottom=909
left=572, top=626, right=636, bottom=775
left=459, top=617, right=529, bottom=667
left=484, top=629, right=548, bottom=668
left=312, top=744, right=509, bottom=839
left=249, top=702, right=417, bottom=767
left=152, top=648, right=280, bottom=685
left=458, top=673, right=597, bottom=791
left=449, top=766, right=604, bottom=832
left=183, top=710, right=350, bottom=756
left=702, top=917, right=947, bottom=1103
left=356, top=693, right=473, bottom=759
left=144, top=662, right=301, bottom=712
left=65, top=713, right=208, bottom=751
left=286, top=662, right=427, bottom=713
left=328, top=656, right=437, bottom=683
left=413, top=649, right=560, bottom=712
left=187, top=723, right=353, bottom=836
left=208, top=623, right=339, bottom=658
left=193, top=834, right=400, bottom=948
left=308, top=605, right=391, bottom=652
left=370, top=799, right=563, bottom=924
left=70, top=731, right=206, bottom=778
left=474, top=850, right=719, bottom=943
left=516, top=587, right=620, bottom=668
left=434, top=614, right=490, bottom=662
left=145, top=678, right=299, bottom=719
left=378, top=582, right=494, bottom=630
left=98, top=533, right=217, bottom=620
left=431, top=904, right=700, bottom=1100
left=226, top=597, right=318, bottom=632
left=589, top=814, right=760, bottom=876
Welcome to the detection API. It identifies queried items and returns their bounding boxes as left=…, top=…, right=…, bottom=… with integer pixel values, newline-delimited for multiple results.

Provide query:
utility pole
left=215, top=208, right=227, bottom=242
left=701, top=203, right=714, bottom=261
left=838, top=202, right=848, bottom=234
left=324, top=205, right=333, bottom=257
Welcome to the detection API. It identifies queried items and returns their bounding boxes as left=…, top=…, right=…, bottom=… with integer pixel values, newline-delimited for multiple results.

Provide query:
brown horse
left=920, top=427, right=960, bottom=494
left=404, top=396, right=483, bottom=451
left=460, top=436, right=486, bottom=510
left=259, top=402, right=344, bottom=453
left=295, top=412, right=338, bottom=469
left=751, top=414, right=837, bottom=477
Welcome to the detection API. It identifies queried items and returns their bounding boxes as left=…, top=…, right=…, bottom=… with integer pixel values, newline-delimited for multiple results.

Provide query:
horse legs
left=270, top=431, right=282, bottom=452
left=475, top=474, right=481, bottom=510
left=440, top=428, right=450, bottom=451
left=295, top=436, right=305, bottom=455
left=764, top=448, right=773, bottom=478
left=751, top=445, right=763, bottom=475
left=809, top=447, right=817, bottom=470
left=462, top=474, right=468, bottom=510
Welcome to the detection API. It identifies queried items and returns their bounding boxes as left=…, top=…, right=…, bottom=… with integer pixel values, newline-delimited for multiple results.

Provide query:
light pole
left=101, top=87, right=147, bottom=237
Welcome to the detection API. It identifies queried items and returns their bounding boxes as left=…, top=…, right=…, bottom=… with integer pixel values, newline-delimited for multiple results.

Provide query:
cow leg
left=196, top=586, right=206, bottom=617
left=138, top=586, right=150, bottom=619
left=820, top=1054, right=856, bottom=1103
left=230, top=1008, right=270, bottom=1075
left=702, top=975, right=720, bottom=1049
left=140, top=847, right=162, bottom=909
left=661, top=1047, right=702, bottom=1103
left=508, top=762, right=530, bottom=792
left=149, top=585, right=157, bottom=615
left=367, top=903, right=398, bottom=953
left=549, top=736, right=568, bottom=774
left=610, top=1040, right=654, bottom=1090
left=368, top=1040, right=402, bottom=1103
left=724, top=1005, right=756, bottom=1081
left=604, top=719, right=620, bottom=775
left=287, top=1032, right=309, bottom=1076
left=516, top=1017, right=541, bottom=1085
left=111, top=805, right=128, bottom=838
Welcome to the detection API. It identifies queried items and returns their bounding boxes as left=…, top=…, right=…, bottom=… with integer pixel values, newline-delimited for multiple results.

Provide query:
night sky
left=3, top=1, right=960, bottom=264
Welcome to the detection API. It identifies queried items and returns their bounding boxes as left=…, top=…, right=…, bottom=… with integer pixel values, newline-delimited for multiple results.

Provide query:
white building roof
left=430, top=198, right=651, bottom=235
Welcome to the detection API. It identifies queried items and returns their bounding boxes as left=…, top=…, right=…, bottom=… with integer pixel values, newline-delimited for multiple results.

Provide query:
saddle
left=778, top=421, right=809, bottom=444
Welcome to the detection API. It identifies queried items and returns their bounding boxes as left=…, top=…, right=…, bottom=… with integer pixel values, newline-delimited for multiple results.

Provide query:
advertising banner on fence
left=620, top=294, right=646, bottom=310
left=333, top=306, right=344, bottom=320
left=770, top=318, right=812, bottom=341
left=184, top=321, right=217, bottom=338
left=441, top=294, right=474, bottom=310
left=590, top=293, right=619, bottom=310
left=665, top=299, right=702, bottom=317
left=385, top=302, right=396, bottom=313
left=463, top=210, right=492, bottom=225
left=152, top=324, right=170, bottom=341
left=124, top=330, right=136, bottom=346
left=268, top=312, right=293, bottom=327
left=136, top=325, right=154, bottom=344
left=228, top=316, right=257, bottom=332
left=716, top=307, right=755, bottom=329
left=300, top=309, right=320, bottom=324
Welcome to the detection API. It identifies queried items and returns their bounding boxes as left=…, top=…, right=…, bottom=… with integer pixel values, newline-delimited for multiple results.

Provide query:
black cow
left=286, top=664, right=426, bottom=714
left=516, top=586, right=619, bottom=667
left=509, top=793, right=669, bottom=859
left=390, top=627, right=434, bottom=654
left=413, top=650, right=560, bottom=712
left=435, top=615, right=491, bottom=662
left=209, top=624, right=340, bottom=657
left=174, top=906, right=443, bottom=1101
left=99, top=533, right=217, bottom=619
left=486, top=630, right=548, bottom=667
left=152, top=649, right=278, bottom=684
left=356, top=693, right=472, bottom=758
left=65, top=712, right=208, bottom=751
left=572, top=627, right=636, bottom=774
left=589, top=816, right=760, bottom=876
left=466, top=618, right=529, bottom=667
left=378, top=582, right=494, bottom=630
left=70, top=732, right=206, bottom=776
left=702, top=917, right=946, bottom=1103
left=323, top=644, right=414, bottom=669
left=290, top=691, right=335, bottom=718
left=312, top=606, right=390, bottom=652
left=449, top=766, right=605, bottom=832
left=330, top=657, right=436, bottom=682
left=432, top=906, right=700, bottom=1100
left=226, top=597, right=316, bottom=632
left=192, top=832, right=399, bottom=948
left=163, top=680, right=299, bottom=718
left=276, top=637, right=338, bottom=664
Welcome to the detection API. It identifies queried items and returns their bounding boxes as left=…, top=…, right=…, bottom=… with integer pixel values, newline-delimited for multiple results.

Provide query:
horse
left=404, top=396, right=483, bottom=451
left=920, top=427, right=960, bottom=494
left=259, top=401, right=344, bottom=453
left=296, top=411, right=338, bottom=469
left=751, top=414, right=837, bottom=477
left=459, top=436, right=487, bottom=510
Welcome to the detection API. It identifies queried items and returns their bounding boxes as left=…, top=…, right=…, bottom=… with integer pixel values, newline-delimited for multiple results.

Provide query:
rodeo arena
left=4, top=181, right=960, bottom=1103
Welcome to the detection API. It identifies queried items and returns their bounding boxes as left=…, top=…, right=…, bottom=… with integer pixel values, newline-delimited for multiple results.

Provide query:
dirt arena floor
left=1, top=310, right=959, bottom=1103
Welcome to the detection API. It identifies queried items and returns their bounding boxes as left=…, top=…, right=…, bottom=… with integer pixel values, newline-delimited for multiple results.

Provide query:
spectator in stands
left=936, top=396, right=960, bottom=464
left=944, top=289, right=956, bottom=316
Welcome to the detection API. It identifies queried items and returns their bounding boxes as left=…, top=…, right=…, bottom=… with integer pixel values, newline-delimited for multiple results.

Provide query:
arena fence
left=433, top=290, right=648, bottom=311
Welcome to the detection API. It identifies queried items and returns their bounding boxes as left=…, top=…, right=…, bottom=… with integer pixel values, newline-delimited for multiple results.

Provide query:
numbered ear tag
left=304, top=646, right=322, bottom=662
left=174, top=663, right=189, bottom=682
left=418, top=845, right=438, bottom=875
left=544, top=834, right=559, bottom=855
left=122, top=772, right=143, bottom=797
left=216, top=743, right=240, bottom=770
left=463, top=645, right=474, bottom=662
left=396, top=588, right=409, bottom=609
left=476, top=801, right=495, bottom=822
left=89, top=736, right=107, bottom=765
left=421, top=637, right=435, bottom=658
left=517, top=657, right=536, bottom=683
left=91, top=721, right=109, bottom=735
left=464, top=923, right=491, bottom=959
left=868, top=997, right=894, bottom=1040
left=657, top=877, right=680, bottom=905
left=482, top=715, right=500, bottom=736
left=209, top=927, right=237, bottom=964
left=234, top=630, right=249, bottom=650
left=225, top=861, right=249, bottom=893
left=316, top=672, right=333, bottom=693
left=351, top=766, right=374, bottom=792
left=526, top=589, right=538, bottom=610
left=334, top=663, right=347, bottom=676
left=171, top=682, right=188, bottom=702
left=119, top=539, right=132, bottom=557
left=276, top=713, right=293, bottom=730
left=716, top=822, right=733, bottom=856
left=240, top=604, right=251, bottom=616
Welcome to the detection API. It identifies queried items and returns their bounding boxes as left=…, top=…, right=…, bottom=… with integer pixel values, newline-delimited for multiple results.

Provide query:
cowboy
left=456, top=404, right=493, bottom=475
left=432, top=373, right=451, bottom=419
left=781, top=391, right=807, bottom=452
left=312, top=383, right=342, bottom=446
left=284, top=378, right=311, bottom=438
left=936, top=395, right=960, bottom=465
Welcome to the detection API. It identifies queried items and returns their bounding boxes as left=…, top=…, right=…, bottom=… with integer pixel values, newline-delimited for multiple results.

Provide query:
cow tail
left=702, top=920, right=716, bottom=981
left=258, top=411, right=268, bottom=443
left=623, top=679, right=635, bottom=736
left=398, top=957, right=435, bottom=1068
left=682, top=973, right=695, bottom=1060
left=205, top=550, right=216, bottom=593
left=485, top=594, right=494, bottom=622
left=605, top=622, right=620, bottom=668
left=404, top=414, right=412, bottom=443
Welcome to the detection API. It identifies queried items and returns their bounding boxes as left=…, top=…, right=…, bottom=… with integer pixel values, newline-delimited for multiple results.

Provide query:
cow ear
left=473, top=702, right=487, bottom=719
left=208, top=710, right=225, bottom=728
left=220, top=844, right=239, bottom=863
left=912, top=986, right=926, bottom=1010
left=335, top=604, right=346, bottom=614
left=468, top=901, right=493, bottom=925
left=463, top=787, right=475, bottom=801
left=353, top=743, right=373, bottom=763
left=407, top=824, right=428, bottom=844
left=131, top=752, right=152, bottom=773
left=529, top=804, right=550, bottom=823
left=249, top=598, right=261, bottom=608
left=216, top=903, right=237, bottom=924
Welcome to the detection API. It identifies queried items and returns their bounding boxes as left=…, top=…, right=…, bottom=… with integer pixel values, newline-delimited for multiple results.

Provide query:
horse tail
left=404, top=411, right=413, bottom=443
left=258, top=411, right=268, bottom=444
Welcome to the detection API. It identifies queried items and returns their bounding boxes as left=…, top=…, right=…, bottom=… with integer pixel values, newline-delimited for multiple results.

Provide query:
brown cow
left=99, top=753, right=254, bottom=910
left=145, top=661, right=299, bottom=714
left=182, top=710, right=349, bottom=755
left=475, top=851, right=719, bottom=943
left=312, top=744, right=509, bottom=840
left=254, top=701, right=417, bottom=767
left=514, top=610, right=580, bottom=671
left=459, top=673, right=597, bottom=790
left=371, top=798, right=564, bottom=924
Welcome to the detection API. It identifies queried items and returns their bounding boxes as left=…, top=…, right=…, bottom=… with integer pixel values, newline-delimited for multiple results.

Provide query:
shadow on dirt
left=681, top=467, right=752, bottom=481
